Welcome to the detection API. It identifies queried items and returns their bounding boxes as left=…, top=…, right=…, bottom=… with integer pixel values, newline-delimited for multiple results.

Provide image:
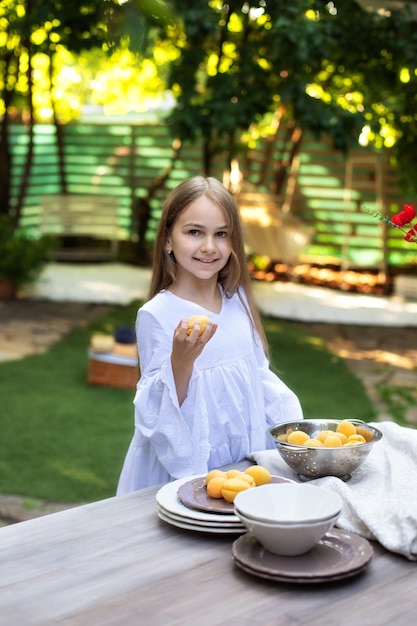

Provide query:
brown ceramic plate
left=231, top=529, right=373, bottom=583
left=233, top=557, right=370, bottom=584
left=177, top=475, right=292, bottom=515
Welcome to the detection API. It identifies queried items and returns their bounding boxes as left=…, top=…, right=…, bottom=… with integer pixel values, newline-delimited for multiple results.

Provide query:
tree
left=0, top=0, right=173, bottom=226
left=3, top=0, right=417, bottom=254
left=153, top=0, right=417, bottom=196
left=1, top=0, right=108, bottom=223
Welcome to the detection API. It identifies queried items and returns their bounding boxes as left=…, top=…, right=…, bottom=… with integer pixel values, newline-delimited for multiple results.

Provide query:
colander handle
left=278, top=442, right=318, bottom=455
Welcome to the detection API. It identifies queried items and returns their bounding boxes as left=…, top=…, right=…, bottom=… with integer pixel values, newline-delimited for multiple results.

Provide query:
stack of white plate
left=156, top=475, right=246, bottom=534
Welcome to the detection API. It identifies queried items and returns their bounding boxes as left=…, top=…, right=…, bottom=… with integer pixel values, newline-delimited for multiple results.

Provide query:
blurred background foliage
left=3, top=0, right=417, bottom=201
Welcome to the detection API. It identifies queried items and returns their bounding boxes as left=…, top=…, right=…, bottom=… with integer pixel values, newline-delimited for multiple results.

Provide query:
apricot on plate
left=204, top=469, right=226, bottom=485
left=225, top=469, right=242, bottom=479
left=186, top=315, right=210, bottom=337
left=244, top=465, right=272, bottom=486
left=206, top=476, right=227, bottom=498
left=287, top=430, right=309, bottom=445
left=238, top=473, right=256, bottom=487
left=221, top=477, right=252, bottom=503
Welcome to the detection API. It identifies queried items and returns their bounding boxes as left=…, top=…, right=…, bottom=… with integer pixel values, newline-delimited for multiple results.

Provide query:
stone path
left=287, top=321, right=417, bottom=424
left=0, top=299, right=416, bottom=526
left=0, top=300, right=114, bottom=361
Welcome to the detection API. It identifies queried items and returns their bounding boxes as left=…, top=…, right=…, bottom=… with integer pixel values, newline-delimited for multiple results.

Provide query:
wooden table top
left=0, top=483, right=416, bottom=625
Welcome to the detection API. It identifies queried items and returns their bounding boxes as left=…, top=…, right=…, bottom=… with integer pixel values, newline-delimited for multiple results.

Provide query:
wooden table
left=0, top=484, right=416, bottom=626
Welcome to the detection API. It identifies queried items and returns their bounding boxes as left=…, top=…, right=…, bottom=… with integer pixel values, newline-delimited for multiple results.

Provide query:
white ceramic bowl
left=234, top=509, right=340, bottom=556
left=234, top=483, right=343, bottom=525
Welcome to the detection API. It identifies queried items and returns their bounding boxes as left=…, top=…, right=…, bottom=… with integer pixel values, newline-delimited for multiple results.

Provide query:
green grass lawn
left=0, top=302, right=375, bottom=503
left=263, top=317, right=375, bottom=421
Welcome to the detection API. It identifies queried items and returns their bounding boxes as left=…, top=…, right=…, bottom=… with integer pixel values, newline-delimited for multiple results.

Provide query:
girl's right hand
left=170, top=318, right=217, bottom=405
left=171, top=318, right=217, bottom=367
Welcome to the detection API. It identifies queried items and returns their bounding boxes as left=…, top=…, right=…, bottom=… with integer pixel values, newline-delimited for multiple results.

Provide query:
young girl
left=116, top=176, right=303, bottom=493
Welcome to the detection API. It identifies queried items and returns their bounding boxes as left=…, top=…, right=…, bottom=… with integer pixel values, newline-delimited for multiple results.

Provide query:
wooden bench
left=39, top=194, right=123, bottom=261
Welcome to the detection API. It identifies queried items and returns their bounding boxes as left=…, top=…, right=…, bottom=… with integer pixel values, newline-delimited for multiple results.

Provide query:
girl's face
left=166, top=195, right=232, bottom=285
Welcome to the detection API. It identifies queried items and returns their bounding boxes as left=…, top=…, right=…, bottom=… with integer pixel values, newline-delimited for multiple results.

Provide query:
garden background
left=1, top=0, right=417, bottom=522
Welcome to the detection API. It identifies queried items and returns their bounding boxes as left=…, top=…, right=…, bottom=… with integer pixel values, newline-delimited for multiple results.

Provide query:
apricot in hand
left=186, top=315, right=210, bottom=337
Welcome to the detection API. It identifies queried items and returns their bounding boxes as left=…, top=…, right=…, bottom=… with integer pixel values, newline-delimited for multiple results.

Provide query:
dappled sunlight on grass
left=48, top=460, right=108, bottom=489
left=303, top=336, right=326, bottom=348
left=324, top=344, right=417, bottom=370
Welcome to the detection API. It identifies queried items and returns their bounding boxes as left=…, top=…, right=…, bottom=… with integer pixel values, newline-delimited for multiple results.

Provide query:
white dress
left=116, top=289, right=303, bottom=493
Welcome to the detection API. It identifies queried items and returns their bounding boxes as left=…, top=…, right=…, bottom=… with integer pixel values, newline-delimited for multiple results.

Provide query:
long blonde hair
left=148, top=176, right=268, bottom=353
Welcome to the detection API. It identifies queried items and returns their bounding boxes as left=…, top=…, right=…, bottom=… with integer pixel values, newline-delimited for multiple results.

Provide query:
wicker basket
left=87, top=352, right=140, bottom=390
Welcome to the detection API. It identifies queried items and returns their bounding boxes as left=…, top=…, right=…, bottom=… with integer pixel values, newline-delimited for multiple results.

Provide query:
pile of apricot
left=205, top=465, right=271, bottom=503
left=279, top=420, right=373, bottom=448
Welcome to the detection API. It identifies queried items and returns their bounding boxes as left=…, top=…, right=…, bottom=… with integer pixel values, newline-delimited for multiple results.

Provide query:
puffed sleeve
left=252, top=326, right=304, bottom=428
left=133, top=309, right=209, bottom=478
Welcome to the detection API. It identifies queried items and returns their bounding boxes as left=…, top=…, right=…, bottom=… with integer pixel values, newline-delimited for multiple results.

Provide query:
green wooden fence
left=7, top=121, right=415, bottom=267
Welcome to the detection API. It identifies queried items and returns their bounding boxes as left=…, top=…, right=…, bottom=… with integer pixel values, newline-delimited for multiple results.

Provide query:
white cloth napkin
left=249, top=421, right=417, bottom=561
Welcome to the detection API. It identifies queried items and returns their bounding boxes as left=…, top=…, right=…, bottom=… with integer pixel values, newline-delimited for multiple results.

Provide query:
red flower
left=404, top=226, right=417, bottom=243
left=364, top=203, right=417, bottom=245
left=391, top=204, right=416, bottom=227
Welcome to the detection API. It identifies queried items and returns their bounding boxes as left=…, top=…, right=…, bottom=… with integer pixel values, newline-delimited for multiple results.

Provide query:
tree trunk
left=0, top=51, right=14, bottom=220
left=49, top=49, right=67, bottom=194
left=272, top=123, right=304, bottom=198
left=13, top=39, right=35, bottom=228
left=242, top=111, right=304, bottom=203
left=202, top=138, right=212, bottom=176
left=133, top=138, right=182, bottom=264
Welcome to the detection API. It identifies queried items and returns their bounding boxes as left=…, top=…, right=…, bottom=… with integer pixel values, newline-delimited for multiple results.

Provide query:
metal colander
left=267, top=419, right=383, bottom=481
